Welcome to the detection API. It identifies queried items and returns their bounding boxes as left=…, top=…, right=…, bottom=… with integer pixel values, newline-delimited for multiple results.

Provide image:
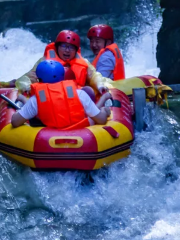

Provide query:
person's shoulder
left=99, top=49, right=115, bottom=64
left=77, top=89, right=88, bottom=97
left=77, top=89, right=91, bottom=102
left=101, top=50, right=115, bottom=59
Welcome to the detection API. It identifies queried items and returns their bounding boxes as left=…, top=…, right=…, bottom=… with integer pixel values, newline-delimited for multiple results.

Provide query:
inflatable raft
left=0, top=87, right=134, bottom=170
left=0, top=75, right=172, bottom=170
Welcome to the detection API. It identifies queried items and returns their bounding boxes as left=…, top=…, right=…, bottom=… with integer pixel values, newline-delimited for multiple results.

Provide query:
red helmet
left=87, top=24, right=114, bottom=42
left=55, top=30, right=80, bottom=49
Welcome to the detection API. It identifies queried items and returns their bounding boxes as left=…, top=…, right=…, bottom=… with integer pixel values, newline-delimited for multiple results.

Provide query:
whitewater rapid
left=0, top=25, right=180, bottom=240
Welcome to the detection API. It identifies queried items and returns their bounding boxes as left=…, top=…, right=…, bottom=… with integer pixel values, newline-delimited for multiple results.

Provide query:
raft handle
left=103, top=126, right=119, bottom=138
left=105, top=99, right=121, bottom=108
left=55, top=139, right=78, bottom=144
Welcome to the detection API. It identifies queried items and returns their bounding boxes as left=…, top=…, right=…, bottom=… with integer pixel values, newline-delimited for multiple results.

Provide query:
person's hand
left=16, top=94, right=27, bottom=104
left=102, top=92, right=112, bottom=101
left=98, top=86, right=109, bottom=95
left=96, top=92, right=112, bottom=109
left=100, top=92, right=112, bottom=106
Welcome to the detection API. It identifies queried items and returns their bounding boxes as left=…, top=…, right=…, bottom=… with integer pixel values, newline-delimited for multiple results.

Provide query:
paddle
left=0, top=94, right=21, bottom=110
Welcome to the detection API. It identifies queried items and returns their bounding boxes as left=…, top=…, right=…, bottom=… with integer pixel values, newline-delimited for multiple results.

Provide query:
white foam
left=0, top=28, right=46, bottom=81
left=143, top=215, right=180, bottom=240
left=125, top=20, right=162, bottom=78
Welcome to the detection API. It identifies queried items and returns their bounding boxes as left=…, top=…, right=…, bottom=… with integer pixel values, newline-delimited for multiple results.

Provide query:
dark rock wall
left=157, top=1, right=180, bottom=84
left=0, top=0, right=159, bottom=44
left=0, top=0, right=138, bottom=41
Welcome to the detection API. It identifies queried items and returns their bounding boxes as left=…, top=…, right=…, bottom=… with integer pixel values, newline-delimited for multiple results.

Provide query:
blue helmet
left=36, top=60, right=65, bottom=83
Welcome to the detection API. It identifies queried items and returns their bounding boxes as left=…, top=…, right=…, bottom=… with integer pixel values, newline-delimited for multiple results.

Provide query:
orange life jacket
left=92, top=43, right=125, bottom=81
left=44, top=43, right=88, bottom=86
left=31, top=80, right=90, bottom=130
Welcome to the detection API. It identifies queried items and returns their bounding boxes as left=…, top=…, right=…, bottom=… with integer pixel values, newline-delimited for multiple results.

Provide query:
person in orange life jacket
left=87, top=24, right=125, bottom=81
left=12, top=30, right=107, bottom=94
left=11, top=60, right=111, bottom=128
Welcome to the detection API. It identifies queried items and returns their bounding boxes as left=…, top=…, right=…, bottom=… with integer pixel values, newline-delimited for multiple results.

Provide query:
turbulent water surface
left=0, top=23, right=180, bottom=240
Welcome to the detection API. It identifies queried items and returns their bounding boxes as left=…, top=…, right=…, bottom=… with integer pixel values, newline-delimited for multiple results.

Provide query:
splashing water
left=125, top=19, right=162, bottom=78
left=0, top=29, right=46, bottom=81
left=0, top=25, right=180, bottom=240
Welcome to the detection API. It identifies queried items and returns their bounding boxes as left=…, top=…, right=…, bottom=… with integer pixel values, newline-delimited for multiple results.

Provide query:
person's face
left=89, top=37, right=106, bottom=56
left=57, top=43, right=77, bottom=61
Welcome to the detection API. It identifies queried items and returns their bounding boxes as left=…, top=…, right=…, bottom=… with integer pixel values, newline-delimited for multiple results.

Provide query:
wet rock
left=157, top=1, right=180, bottom=84
left=0, top=0, right=159, bottom=42
left=160, top=0, right=180, bottom=8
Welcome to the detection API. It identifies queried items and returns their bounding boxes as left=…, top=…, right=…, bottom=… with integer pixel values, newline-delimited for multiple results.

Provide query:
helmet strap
left=55, top=42, right=61, bottom=57
left=104, top=40, right=107, bottom=48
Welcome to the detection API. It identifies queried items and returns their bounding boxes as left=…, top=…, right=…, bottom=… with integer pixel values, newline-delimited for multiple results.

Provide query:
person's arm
left=11, top=96, right=38, bottom=128
left=16, top=94, right=28, bottom=104
left=78, top=90, right=110, bottom=125
left=0, top=58, right=44, bottom=90
left=96, top=51, right=115, bottom=79
left=91, top=106, right=110, bottom=125
left=85, top=59, right=110, bottom=94
left=15, top=57, right=44, bottom=92
left=11, top=113, right=27, bottom=128
left=96, top=92, right=111, bottom=109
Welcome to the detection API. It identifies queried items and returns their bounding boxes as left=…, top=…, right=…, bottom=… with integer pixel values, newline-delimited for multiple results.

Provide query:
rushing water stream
left=0, top=22, right=180, bottom=240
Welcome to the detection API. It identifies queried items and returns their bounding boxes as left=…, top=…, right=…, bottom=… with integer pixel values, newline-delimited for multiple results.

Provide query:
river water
left=0, top=23, right=180, bottom=240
